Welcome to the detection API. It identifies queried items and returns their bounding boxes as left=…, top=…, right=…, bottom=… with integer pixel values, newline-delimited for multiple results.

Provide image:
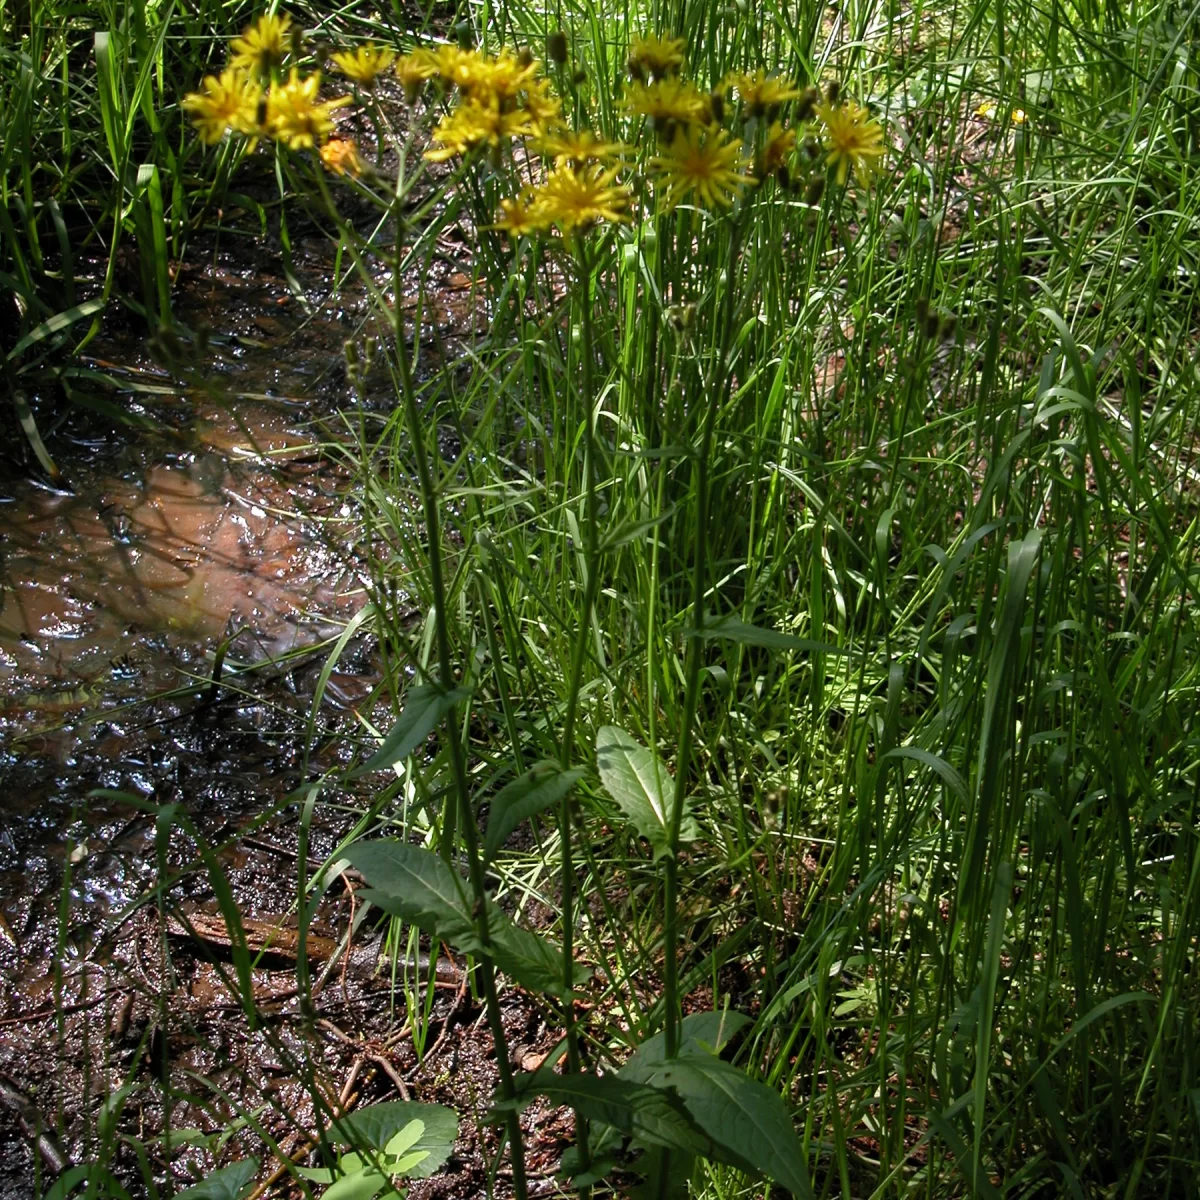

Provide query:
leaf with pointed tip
left=649, top=1057, right=812, bottom=1198
left=486, top=905, right=588, bottom=998
left=346, top=840, right=479, bottom=952
left=693, top=614, right=844, bottom=656
left=346, top=686, right=470, bottom=780
left=484, top=763, right=586, bottom=863
left=621, top=1011, right=752, bottom=1079
left=596, top=726, right=698, bottom=857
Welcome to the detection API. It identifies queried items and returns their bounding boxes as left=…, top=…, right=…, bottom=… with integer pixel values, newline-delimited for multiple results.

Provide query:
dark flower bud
left=627, top=57, right=645, bottom=82
left=826, top=79, right=841, bottom=104
left=455, top=21, right=474, bottom=49
left=572, top=68, right=587, bottom=85
left=517, top=46, right=534, bottom=68
left=290, top=23, right=305, bottom=61
left=915, top=296, right=931, bottom=325
left=547, top=30, right=568, bottom=64
left=796, top=86, right=819, bottom=122
left=804, top=175, right=825, bottom=205
left=709, top=90, right=725, bottom=124
left=777, top=165, right=791, bottom=189
left=939, top=314, right=958, bottom=341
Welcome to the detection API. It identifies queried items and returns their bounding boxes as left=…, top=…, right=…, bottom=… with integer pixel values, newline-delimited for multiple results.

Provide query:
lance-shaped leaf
left=596, top=726, right=698, bottom=857
left=621, top=1011, right=752, bottom=1078
left=345, top=839, right=479, bottom=951
left=483, top=763, right=586, bottom=863
left=346, top=686, right=470, bottom=780
left=693, top=613, right=844, bottom=656
left=647, top=1057, right=812, bottom=1198
left=504, top=1069, right=714, bottom=1159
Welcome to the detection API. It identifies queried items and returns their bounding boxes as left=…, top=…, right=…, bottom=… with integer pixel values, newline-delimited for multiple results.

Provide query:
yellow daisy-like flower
left=395, top=48, right=439, bottom=99
left=229, top=12, right=292, bottom=77
left=492, top=190, right=549, bottom=237
left=815, top=99, right=885, bottom=186
left=182, top=67, right=263, bottom=144
left=622, top=78, right=708, bottom=125
left=651, top=123, right=752, bottom=210
left=266, top=70, right=350, bottom=150
left=534, top=163, right=631, bottom=233
left=319, top=137, right=366, bottom=176
left=424, top=99, right=535, bottom=161
left=330, top=43, right=396, bottom=86
left=723, top=68, right=802, bottom=117
left=758, top=120, right=796, bottom=177
left=468, top=49, right=541, bottom=104
left=523, top=77, right=564, bottom=132
left=628, top=33, right=685, bottom=78
left=536, top=128, right=629, bottom=167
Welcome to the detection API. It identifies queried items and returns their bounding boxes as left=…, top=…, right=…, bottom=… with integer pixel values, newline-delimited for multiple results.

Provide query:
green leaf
left=692, top=614, right=844, bottom=656
left=346, top=686, right=470, bottom=780
left=596, top=726, right=698, bottom=857
left=621, top=1011, right=752, bottom=1078
left=383, top=1119, right=426, bottom=1161
left=487, top=906, right=588, bottom=998
left=641, top=1057, right=812, bottom=1198
left=483, top=763, right=586, bottom=863
left=322, top=1167, right=388, bottom=1200
left=331, top=1102, right=456, bottom=1178
left=508, top=1069, right=714, bottom=1159
left=6, top=297, right=105, bottom=362
left=346, top=840, right=478, bottom=952
left=175, top=1160, right=260, bottom=1200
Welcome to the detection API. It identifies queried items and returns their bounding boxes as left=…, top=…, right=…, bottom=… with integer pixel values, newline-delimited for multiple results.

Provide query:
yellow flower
left=523, top=77, right=564, bottom=132
left=758, top=120, right=796, bottom=177
left=266, top=70, right=350, bottom=150
left=622, top=78, right=708, bottom=125
left=330, top=43, right=396, bottom=86
left=182, top=67, right=263, bottom=144
left=723, top=68, right=802, bottom=117
left=536, top=128, right=629, bottom=167
left=628, top=33, right=685, bottom=78
left=493, top=190, right=549, bottom=237
left=815, top=99, right=884, bottom=186
left=229, top=12, right=292, bottom=77
left=424, top=99, right=535, bottom=161
left=534, top=163, right=631, bottom=233
left=651, top=123, right=752, bottom=210
left=395, top=49, right=439, bottom=99
left=319, top=137, right=366, bottom=176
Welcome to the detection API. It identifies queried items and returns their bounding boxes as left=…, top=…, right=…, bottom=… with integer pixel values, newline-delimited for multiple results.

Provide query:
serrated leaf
left=621, top=1011, right=752, bottom=1079
left=596, top=726, right=698, bottom=857
left=507, top=1069, right=714, bottom=1159
left=175, top=1160, right=260, bottom=1200
left=484, top=763, right=586, bottom=862
left=346, top=840, right=478, bottom=952
left=346, top=686, right=470, bottom=780
left=332, top=1102, right=457, bottom=1180
left=650, top=1057, right=812, bottom=1198
left=693, top=614, right=844, bottom=655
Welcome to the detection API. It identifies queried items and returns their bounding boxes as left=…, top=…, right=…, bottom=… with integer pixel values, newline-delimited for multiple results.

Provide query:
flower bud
left=709, top=91, right=725, bottom=124
left=804, top=176, right=826, bottom=205
left=826, top=79, right=841, bottom=104
left=518, top=47, right=534, bottom=68
left=547, top=30, right=569, bottom=64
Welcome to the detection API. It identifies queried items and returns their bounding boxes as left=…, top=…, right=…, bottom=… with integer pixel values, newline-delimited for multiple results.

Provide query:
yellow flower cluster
left=181, top=14, right=362, bottom=172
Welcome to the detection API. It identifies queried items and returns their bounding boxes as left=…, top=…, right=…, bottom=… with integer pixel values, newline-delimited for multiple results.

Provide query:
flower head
left=492, top=190, right=549, bottom=237
left=536, top=128, right=629, bottom=167
left=523, top=77, right=564, bottom=132
left=723, top=68, right=802, bottom=117
left=395, top=49, right=440, bottom=99
left=628, top=33, right=685, bottom=79
left=815, top=98, right=884, bottom=186
left=331, top=43, right=396, bottom=86
left=182, top=67, right=263, bottom=144
left=266, top=70, right=350, bottom=150
left=651, top=123, right=752, bottom=210
left=229, top=13, right=292, bottom=77
left=424, top=98, right=535, bottom=161
left=319, top=137, right=366, bottom=176
left=534, top=163, right=631, bottom=233
left=758, top=120, right=796, bottom=178
left=622, top=78, right=708, bottom=125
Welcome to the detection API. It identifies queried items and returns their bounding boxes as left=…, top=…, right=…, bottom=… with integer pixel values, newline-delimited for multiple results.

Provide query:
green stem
left=558, top=237, right=599, bottom=1189
left=391, top=207, right=530, bottom=1200
left=662, top=214, right=746, bottom=1060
